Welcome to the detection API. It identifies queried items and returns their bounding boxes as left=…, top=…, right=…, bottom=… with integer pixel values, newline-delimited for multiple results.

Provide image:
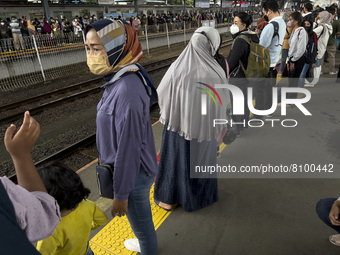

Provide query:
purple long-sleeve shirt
left=96, top=72, right=158, bottom=201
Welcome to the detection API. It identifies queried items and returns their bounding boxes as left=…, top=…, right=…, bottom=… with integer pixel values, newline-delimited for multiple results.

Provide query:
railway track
left=4, top=39, right=234, bottom=180
left=0, top=56, right=177, bottom=124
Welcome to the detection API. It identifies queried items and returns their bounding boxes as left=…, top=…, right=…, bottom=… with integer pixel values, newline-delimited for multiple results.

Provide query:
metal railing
left=0, top=33, right=86, bottom=91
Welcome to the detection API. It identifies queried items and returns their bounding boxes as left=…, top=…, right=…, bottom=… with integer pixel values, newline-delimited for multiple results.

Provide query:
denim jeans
left=298, top=63, right=310, bottom=88
left=308, top=58, right=322, bottom=85
left=279, top=49, right=289, bottom=74
left=316, top=198, right=340, bottom=234
left=127, top=168, right=157, bottom=255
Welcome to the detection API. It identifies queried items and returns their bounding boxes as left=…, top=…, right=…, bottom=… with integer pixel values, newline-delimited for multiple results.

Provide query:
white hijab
left=157, top=27, right=229, bottom=142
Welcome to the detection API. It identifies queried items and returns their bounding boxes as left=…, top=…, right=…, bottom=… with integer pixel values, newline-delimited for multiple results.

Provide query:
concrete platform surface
left=79, top=74, right=340, bottom=254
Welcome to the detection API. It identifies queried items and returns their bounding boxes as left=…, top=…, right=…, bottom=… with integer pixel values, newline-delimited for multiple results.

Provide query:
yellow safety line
left=90, top=184, right=174, bottom=255
left=89, top=119, right=232, bottom=254
left=219, top=143, right=227, bottom=154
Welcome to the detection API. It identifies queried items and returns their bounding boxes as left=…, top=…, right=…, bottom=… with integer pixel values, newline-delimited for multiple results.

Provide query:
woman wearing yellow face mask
left=85, top=19, right=158, bottom=254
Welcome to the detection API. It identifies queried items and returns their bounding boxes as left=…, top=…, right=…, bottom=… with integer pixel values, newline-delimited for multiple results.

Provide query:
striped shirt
left=10, top=20, right=21, bottom=34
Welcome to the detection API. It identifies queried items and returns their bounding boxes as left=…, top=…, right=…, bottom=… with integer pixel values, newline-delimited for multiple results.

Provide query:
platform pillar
left=42, top=0, right=51, bottom=20
left=135, top=0, right=139, bottom=16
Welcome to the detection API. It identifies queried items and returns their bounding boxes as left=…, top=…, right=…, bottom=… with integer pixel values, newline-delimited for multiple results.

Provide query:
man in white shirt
left=302, top=3, right=313, bottom=18
left=9, top=16, right=24, bottom=50
left=252, top=0, right=286, bottom=119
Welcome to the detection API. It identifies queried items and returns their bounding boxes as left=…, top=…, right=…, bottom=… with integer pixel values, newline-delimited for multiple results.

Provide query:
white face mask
left=230, top=24, right=240, bottom=35
left=336, top=16, right=339, bottom=21
left=317, top=19, right=321, bottom=24
left=1, top=22, right=4, bottom=25
left=287, top=21, right=294, bottom=27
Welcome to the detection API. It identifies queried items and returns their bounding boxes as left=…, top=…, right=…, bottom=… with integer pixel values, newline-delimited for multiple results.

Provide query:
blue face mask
left=336, top=16, right=339, bottom=21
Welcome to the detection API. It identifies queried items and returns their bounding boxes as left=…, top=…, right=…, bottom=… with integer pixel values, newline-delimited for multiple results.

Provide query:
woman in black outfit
left=227, top=12, right=259, bottom=134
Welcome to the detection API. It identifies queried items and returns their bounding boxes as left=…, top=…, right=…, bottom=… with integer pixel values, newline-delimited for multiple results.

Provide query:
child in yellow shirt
left=36, top=162, right=108, bottom=255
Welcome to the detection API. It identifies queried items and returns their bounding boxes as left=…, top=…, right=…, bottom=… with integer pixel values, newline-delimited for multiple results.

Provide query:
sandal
left=154, top=199, right=172, bottom=211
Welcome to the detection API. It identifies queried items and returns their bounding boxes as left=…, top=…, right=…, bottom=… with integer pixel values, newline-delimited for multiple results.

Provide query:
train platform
left=77, top=70, right=340, bottom=254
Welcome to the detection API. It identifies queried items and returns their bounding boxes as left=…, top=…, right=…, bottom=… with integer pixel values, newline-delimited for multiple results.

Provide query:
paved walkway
left=80, top=59, right=340, bottom=255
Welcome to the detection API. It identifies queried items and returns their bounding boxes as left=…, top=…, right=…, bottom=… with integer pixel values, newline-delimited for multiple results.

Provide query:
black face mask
left=304, top=25, right=312, bottom=34
left=264, top=15, right=269, bottom=22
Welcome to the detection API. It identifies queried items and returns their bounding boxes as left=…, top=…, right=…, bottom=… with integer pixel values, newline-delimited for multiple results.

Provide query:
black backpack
left=258, top=21, right=280, bottom=43
left=271, top=21, right=281, bottom=46
left=305, top=33, right=318, bottom=64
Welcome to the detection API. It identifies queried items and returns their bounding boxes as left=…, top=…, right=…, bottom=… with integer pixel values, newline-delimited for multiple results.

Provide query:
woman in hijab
left=85, top=19, right=158, bottom=254
left=154, top=27, right=229, bottom=212
left=305, top=11, right=333, bottom=87
left=43, top=18, right=52, bottom=34
left=27, top=20, right=37, bottom=36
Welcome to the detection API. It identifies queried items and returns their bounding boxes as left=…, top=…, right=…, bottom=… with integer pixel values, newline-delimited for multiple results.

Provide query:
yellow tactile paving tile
left=219, top=143, right=227, bottom=154
left=90, top=184, right=174, bottom=255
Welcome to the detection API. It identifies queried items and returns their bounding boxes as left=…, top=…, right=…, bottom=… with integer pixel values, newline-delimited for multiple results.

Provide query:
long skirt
left=154, top=125, right=218, bottom=212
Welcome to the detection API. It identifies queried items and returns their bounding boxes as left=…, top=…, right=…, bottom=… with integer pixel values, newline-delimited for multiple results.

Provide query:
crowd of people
left=0, top=10, right=260, bottom=51
left=275, top=2, right=340, bottom=88
left=2, top=0, right=340, bottom=254
left=0, top=15, right=98, bottom=51
left=232, top=0, right=340, bottom=131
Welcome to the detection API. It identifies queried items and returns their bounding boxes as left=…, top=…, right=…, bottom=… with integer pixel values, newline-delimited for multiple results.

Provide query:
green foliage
left=168, top=0, right=193, bottom=6
left=186, top=0, right=193, bottom=6
left=168, top=0, right=182, bottom=5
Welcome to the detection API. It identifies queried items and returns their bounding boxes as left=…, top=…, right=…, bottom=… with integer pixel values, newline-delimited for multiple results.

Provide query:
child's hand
left=4, top=111, right=40, bottom=158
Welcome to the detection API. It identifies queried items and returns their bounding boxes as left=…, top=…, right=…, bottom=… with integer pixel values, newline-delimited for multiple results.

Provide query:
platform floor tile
left=90, top=184, right=173, bottom=255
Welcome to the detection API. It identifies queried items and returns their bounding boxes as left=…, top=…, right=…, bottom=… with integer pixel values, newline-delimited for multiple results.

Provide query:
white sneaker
left=329, top=234, right=340, bottom=247
left=329, top=71, right=338, bottom=75
left=124, top=238, right=141, bottom=253
left=304, top=83, right=315, bottom=87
